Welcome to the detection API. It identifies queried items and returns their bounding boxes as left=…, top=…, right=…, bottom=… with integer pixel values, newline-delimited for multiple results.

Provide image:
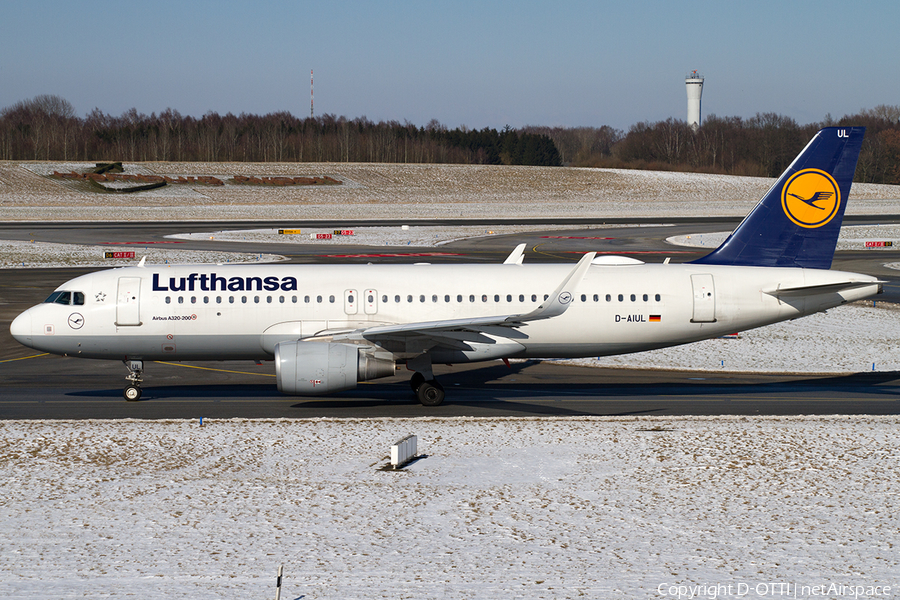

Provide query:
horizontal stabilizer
left=764, top=280, right=883, bottom=298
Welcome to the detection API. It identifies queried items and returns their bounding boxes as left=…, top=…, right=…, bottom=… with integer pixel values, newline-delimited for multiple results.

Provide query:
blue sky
left=2, top=0, right=897, bottom=131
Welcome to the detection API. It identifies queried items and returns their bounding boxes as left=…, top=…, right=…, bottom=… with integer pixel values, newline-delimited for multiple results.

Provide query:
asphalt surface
left=2, top=217, right=900, bottom=418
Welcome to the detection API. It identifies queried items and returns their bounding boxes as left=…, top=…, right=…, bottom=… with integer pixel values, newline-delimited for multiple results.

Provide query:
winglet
left=503, top=243, right=527, bottom=265
left=508, top=251, right=596, bottom=322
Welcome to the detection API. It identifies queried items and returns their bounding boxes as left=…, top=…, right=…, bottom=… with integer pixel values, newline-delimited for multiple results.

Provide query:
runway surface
left=2, top=217, right=900, bottom=418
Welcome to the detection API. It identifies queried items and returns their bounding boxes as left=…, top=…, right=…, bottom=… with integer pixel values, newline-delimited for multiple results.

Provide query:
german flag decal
left=649, top=315, right=661, bottom=322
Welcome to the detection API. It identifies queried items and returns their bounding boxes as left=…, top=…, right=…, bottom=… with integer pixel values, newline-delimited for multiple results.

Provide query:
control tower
left=685, top=70, right=704, bottom=131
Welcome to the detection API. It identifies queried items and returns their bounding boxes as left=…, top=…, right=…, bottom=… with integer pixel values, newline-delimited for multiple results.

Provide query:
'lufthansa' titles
left=152, top=273, right=298, bottom=292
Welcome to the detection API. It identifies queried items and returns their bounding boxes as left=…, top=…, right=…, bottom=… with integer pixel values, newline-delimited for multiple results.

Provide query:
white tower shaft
left=685, top=71, right=704, bottom=130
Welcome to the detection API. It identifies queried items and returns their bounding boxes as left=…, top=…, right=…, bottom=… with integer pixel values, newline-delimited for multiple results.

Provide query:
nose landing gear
left=123, top=360, right=143, bottom=401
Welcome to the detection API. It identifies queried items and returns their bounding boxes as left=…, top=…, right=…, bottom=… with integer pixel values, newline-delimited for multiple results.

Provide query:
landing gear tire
left=124, top=385, right=142, bottom=401
left=417, top=380, right=445, bottom=406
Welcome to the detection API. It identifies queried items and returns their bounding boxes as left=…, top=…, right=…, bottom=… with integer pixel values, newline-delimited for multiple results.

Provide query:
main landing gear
left=407, top=354, right=445, bottom=406
left=409, top=372, right=445, bottom=406
left=123, top=359, right=143, bottom=401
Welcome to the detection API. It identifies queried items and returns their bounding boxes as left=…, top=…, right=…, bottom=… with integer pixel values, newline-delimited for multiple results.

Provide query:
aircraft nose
left=10, top=310, right=34, bottom=347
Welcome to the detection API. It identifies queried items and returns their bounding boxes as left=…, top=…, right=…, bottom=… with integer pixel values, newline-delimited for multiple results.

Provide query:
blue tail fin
left=691, top=126, right=864, bottom=269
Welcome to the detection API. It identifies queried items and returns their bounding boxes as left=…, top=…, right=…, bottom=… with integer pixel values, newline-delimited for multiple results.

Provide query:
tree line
left=1, top=95, right=898, bottom=183
left=0, top=95, right=560, bottom=166
left=528, top=105, right=900, bottom=184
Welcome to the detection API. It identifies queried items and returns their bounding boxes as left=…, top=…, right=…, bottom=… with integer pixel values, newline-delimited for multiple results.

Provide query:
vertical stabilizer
left=691, top=127, right=864, bottom=269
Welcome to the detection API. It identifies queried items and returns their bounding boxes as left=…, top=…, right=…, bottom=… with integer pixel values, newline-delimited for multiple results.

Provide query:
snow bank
left=0, top=417, right=896, bottom=599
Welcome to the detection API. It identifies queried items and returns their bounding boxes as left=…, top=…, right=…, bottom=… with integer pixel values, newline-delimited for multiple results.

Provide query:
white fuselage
left=10, top=261, right=880, bottom=363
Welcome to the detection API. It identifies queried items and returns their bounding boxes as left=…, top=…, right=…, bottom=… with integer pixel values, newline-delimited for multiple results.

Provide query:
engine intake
left=274, top=341, right=394, bottom=395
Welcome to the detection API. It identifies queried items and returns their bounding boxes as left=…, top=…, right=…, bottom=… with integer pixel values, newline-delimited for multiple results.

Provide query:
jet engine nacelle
left=274, top=341, right=395, bottom=395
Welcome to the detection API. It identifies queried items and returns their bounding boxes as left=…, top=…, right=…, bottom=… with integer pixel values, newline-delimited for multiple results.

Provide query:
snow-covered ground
left=668, top=224, right=900, bottom=255
left=566, top=300, right=900, bottom=374
left=3, top=161, right=899, bottom=221
left=0, top=239, right=283, bottom=269
left=1, top=417, right=897, bottom=599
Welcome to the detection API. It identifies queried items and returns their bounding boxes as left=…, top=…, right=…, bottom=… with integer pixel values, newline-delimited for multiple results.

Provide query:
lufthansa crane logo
left=781, top=168, right=841, bottom=228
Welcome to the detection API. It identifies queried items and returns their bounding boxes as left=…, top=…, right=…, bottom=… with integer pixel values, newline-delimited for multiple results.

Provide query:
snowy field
left=2, top=161, right=899, bottom=221
left=1, top=417, right=897, bottom=599
left=0, top=239, right=283, bottom=268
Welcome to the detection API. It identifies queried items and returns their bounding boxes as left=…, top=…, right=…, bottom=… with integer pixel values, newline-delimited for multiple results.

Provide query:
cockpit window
left=44, top=291, right=84, bottom=306
left=45, top=291, right=70, bottom=305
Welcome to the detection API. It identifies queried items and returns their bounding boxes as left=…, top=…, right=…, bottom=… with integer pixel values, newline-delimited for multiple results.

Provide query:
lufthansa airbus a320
left=11, top=127, right=880, bottom=405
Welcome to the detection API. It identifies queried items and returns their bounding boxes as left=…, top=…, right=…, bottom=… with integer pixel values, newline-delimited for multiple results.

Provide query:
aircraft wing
left=359, top=251, right=596, bottom=340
